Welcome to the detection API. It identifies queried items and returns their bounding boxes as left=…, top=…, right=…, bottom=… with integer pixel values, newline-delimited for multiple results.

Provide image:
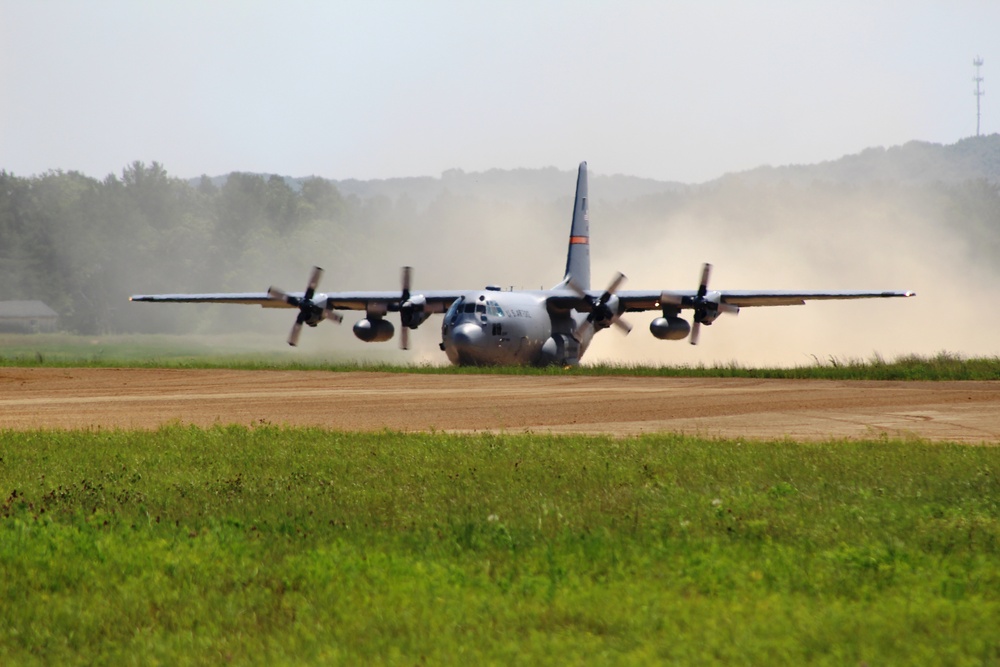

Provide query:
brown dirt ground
left=0, top=368, right=998, bottom=442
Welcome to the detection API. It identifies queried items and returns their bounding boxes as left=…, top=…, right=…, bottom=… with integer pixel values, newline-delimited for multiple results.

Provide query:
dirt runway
left=1, top=368, right=998, bottom=442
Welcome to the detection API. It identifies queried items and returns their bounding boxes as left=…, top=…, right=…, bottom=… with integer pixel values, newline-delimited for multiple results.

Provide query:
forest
left=1, top=136, right=998, bottom=337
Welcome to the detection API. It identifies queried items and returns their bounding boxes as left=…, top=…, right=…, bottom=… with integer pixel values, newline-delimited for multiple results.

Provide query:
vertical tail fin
left=562, top=161, right=590, bottom=290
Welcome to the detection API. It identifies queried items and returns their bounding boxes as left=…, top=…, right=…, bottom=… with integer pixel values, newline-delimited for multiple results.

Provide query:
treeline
left=0, top=161, right=577, bottom=335
left=0, top=162, right=367, bottom=333
left=2, top=156, right=1000, bottom=336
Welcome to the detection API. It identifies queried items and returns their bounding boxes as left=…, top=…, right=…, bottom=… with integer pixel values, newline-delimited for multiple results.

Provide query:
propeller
left=569, top=271, right=633, bottom=339
left=660, top=263, right=738, bottom=345
left=690, top=263, right=712, bottom=346
left=398, top=266, right=413, bottom=350
left=396, top=265, right=435, bottom=350
left=267, top=266, right=342, bottom=347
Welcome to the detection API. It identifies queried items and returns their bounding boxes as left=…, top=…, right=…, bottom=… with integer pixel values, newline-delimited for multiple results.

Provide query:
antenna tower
left=973, top=56, right=985, bottom=136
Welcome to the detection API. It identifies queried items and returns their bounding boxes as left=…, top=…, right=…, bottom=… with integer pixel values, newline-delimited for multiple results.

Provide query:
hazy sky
left=2, top=1, right=997, bottom=183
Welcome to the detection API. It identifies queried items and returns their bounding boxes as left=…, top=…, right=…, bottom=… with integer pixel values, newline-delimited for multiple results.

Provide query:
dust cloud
left=114, top=159, right=998, bottom=367
left=301, top=173, right=996, bottom=368
left=588, top=185, right=995, bottom=367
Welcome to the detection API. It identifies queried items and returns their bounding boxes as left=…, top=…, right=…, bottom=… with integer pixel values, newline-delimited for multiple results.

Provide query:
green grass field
left=2, top=333, right=999, bottom=379
left=1, top=427, right=998, bottom=665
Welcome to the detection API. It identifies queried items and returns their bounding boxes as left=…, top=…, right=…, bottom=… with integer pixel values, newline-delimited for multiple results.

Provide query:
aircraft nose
left=449, top=322, right=484, bottom=354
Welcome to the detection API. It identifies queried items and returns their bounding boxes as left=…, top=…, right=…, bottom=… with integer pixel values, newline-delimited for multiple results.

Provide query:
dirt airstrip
left=0, top=368, right=998, bottom=442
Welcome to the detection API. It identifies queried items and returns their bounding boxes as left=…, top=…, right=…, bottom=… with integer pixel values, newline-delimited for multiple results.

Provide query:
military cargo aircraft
left=130, top=162, right=914, bottom=366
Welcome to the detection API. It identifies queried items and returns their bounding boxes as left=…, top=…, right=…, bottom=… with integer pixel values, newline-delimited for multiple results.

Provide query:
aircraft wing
left=545, top=289, right=914, bottom=314
left=136, top=288, right=914, bottom=313
left=130, top=293, right=289, bottom=307
left=711, top=290, right=916, bottom=307
left=613, top=289, right=915, bottom=312
left=130, top=291, right=462, bottom=311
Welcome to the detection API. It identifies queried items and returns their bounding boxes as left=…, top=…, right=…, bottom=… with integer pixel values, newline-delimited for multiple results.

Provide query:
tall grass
left=1, top=334, right=998, bottom=379
left=1, top=427, right=997, bottom=664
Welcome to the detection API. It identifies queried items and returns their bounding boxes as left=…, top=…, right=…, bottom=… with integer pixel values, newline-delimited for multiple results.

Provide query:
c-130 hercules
left=131, top=162, right=914, bottom=366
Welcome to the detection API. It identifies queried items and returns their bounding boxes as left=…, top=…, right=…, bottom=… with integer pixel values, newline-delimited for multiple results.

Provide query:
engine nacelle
left=593, top=294, right=621, bottom=330
left=402, top=309, right=431, bottom=329
left=353, top=318, right=395, bottom=343
left=399, top=295, right=434, bottom=329
left=650, top=316, right=691, bottom=341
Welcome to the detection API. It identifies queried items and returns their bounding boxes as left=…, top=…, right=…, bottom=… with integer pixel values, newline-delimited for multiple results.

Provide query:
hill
left=719, top=134, right=1000, bottom=187
left=191, top=134, right=1000, bottom=207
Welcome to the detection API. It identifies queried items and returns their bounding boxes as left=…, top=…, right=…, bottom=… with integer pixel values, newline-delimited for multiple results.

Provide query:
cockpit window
left=450, top=297, right=504, bottom=321
left=482, top=300, right=504, bottom=318
left=445, top=297, right=464, bottom=325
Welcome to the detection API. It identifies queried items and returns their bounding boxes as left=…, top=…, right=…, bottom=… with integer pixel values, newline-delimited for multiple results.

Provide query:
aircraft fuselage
left=439, top=289, right=590, bottom=366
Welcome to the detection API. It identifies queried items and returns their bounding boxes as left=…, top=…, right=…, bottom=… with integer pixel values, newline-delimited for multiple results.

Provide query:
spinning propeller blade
left=571, top=271, right=632, bottom=338
left=267, top=266, right=341, bottom=346
left=399, top=266, right=414, bottom=350
left=689, top=262, right=737, bottom=345
left=658, top=263, right=737, bottom=345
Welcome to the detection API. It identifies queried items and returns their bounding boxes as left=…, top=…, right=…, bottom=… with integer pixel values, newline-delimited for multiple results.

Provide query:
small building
left=0, top=300, right=59, bottom=333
